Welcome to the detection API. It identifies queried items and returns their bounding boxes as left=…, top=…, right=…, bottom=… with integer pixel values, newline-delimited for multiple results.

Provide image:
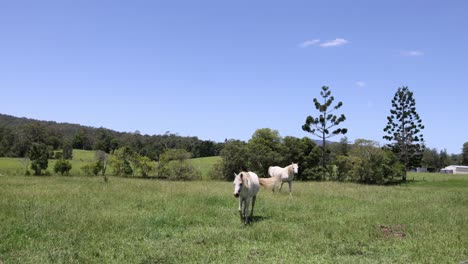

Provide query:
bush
left=157, top=149, right=200, bottom=180
left=122, top=160, right=133, bottom=177
left=54, top=151, right=63, bottom=160
left=301, top=167, right=325, bottom=181
left=335, top=155, right=362, bottom=182
left=335, top=140, right=405, bottom=184
left=62, top=142, right=73, bottom=160
left=160, top=160, right=201, bottom=181
left=208, top=160, right=224, bottom=180
left=54, top=159, right=72, bottom=176
left=29, top=143, right=49, bottom=175
left=81, top=161, right=104, bottom=176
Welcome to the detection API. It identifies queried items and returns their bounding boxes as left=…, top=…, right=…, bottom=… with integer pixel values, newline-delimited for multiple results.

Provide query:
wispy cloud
left=298, top=38, right=348, bottom=48
left=401, top=50, right=424, bottom=57
left=356, top=81, right=366, bottom=87
left=298, top=39, right=320, bottom=48
left=320, top=38, right=348, bottom=47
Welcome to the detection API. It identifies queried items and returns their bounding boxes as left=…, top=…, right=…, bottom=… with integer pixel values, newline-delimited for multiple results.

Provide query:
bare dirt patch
left=378, top=224, right=407, bottom=238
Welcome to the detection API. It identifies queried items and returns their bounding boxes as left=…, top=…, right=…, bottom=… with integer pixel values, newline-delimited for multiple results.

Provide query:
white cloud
left=298, top=38, right=348, bottom=48
left=319, top=38, right=348, bottom=47
left=298, top=39, right=320, bottom=48
left=401, top=50, right=424, bottom=57
left=356, top=81, right=366, bottom=87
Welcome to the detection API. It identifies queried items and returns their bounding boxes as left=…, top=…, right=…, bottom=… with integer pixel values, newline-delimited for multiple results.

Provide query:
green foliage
left=54, top=151, right=63, bottom=160
left=62, top=141, right=73, bottom=160
left=463, top=142, right=468, bottom=165
left=72, top=128, right=92, bottom=150
left=1, top=114, right=223, bottom=159
left=218, top=140, right=249, bottom=181
left=122, top=160, right=133, bottom=176
left=80, top=161, right=103, bottom=176
left=383, top=86, right=425, bottom=180
left=28, top=142, right=49, bottom=175
left=302, top=86, right=347, bottom=170
left=218, top=133, right=322, bottom=181
left=159, top=149, right=200, bottom=180
left=207, top=160, right=224, bottom=180
left=247, top=128, right=284, bottom=175
left=188, top=156, right=221, bottom=180
left=335, top=139, right=405, bottom=184
left=137, top=156, right=155, bottom=178
left=46, top=135, right=62, bottom=150
left=94, top=128, right=119, bottom=153
left=54, top=159, right=72, bottom=176
left=281, top=136, right=321, bottom=180
left=335, top=155, right=362, bottom=181
left=109, top=147, right=135, bottom=176
left=422, top=148, right=450, bottom=171
left=0, top=126, right=15, bottom=157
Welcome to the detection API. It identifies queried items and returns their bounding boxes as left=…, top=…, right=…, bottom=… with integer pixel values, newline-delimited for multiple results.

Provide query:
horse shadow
left=241, top=215, right=268, bottom=226
left=250, top=215, right=268, bottom=223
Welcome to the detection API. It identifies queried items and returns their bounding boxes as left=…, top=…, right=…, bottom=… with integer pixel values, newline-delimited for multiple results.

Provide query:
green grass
left=0, top=150, right=219, bottom=178
left=188, top=156, right=220, bottom=180
left=0, top=173, right=466, bottom=263
left=408, top=172, right=468, bottom=187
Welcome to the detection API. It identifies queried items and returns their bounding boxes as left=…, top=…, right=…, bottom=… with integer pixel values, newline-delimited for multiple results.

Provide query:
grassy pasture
left=0, top=173, right=467, bottom=263
left=0, top=150, right=220, bottom=179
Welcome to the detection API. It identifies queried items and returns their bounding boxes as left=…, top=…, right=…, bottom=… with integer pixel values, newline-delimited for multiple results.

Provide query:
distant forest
left=0, top=114, right=224, bottom=159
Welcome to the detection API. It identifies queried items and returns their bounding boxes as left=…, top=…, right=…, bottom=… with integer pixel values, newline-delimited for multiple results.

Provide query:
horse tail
left=268, top=166, right=273, bottom=177
left=259, top=176, right=279, bottom=191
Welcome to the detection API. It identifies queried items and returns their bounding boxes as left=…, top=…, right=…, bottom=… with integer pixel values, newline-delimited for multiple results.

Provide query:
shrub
left=158, top=149, right=200, bottom=180
left=29, top=143, right=49, bottom=175
left=54, top=159, right=72, bottom=176
left=208, top=160, right=224, bottom=180
left=81, top=161, right=103, bottom=176
left=160, top=160, right=201, bottom=181
left=62, top=142, right=73, bottom=160
left=335, top=139, right=405, bottom=184
left=54, top=151, right=63, bottom=160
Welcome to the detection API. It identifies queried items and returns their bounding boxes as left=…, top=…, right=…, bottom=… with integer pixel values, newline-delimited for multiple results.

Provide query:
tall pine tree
left=302, top=86, right=347, bottom=171
left=383, top=86, right=425, bottom=182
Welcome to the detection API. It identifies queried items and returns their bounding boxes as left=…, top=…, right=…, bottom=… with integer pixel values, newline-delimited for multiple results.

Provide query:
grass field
left=0, top=173, right=467, bottom=263
left=0, top=150, right=220, bottom=179
left=188, top=156, right=220, bottom=180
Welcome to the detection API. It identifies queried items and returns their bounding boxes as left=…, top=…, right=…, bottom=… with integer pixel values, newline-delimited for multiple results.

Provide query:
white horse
left=268, top=163, right=299, bottom=193
left=233, top=171, right=260, bottom=224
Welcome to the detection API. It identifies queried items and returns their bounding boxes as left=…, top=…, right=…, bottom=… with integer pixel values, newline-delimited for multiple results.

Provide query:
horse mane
left=241, top=171, right=252, bottom=189
left=287, top=165, right=293, bottom=176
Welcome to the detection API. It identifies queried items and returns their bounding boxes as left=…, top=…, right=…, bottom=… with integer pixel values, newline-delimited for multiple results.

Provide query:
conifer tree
left=383, top=86, right=425, bottom=181
left=302, top=86, right=347, bottom=171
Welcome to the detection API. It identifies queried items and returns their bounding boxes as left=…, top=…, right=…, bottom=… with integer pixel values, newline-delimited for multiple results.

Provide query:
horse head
left=292, top=163, right=299, bottom=174
left=233, top=172, right=244, bottom=198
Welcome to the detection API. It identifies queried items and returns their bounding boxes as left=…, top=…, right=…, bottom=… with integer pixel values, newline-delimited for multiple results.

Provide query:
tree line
left=0, top=114, right=223, bottom=159
left=213, top=86, right=467, bottom=184
left=2, top=85, right=467, bottom=183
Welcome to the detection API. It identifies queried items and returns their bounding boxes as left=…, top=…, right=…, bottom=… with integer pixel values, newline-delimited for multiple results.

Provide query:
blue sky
left=1, top=0, right=467, bottom=154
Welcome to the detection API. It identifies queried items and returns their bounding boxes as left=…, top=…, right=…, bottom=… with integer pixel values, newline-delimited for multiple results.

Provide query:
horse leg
left=279, top=181, right=284, bottom=192
left=288, top=181, right=292, bottom=195
left=238, top=197, right=244, bottom=222
left=250, top=195, right=256, bottom=222
left=244, top=197, right=250, bottom=224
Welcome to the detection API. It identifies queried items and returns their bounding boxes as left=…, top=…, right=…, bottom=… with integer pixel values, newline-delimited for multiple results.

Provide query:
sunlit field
left=0, top=173, right=466, bottom=263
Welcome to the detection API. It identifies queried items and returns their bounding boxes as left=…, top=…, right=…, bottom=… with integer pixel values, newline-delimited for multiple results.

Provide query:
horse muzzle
left=234, top=193, right=240, bottom=198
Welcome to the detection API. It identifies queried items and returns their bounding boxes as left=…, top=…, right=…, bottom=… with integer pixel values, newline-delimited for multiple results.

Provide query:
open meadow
left=0, top=172, right=467, bottom=263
